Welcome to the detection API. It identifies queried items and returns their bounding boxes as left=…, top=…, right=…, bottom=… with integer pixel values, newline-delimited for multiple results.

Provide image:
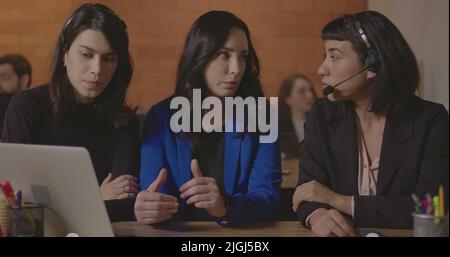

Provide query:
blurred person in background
left=0, top=54, right=32, bottom=139
left=278, top=74, right=316, bottom=159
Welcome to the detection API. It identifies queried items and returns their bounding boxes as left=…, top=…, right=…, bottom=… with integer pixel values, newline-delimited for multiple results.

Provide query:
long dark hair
left=175, top=10, right=263, bottom=100
left=174, top=10, right=264, bottom=153
left=321, top=11, right=419, bottom=114
left=49, top=3, right=134, bottom=127
left=278, top=74, right=316, bottom=126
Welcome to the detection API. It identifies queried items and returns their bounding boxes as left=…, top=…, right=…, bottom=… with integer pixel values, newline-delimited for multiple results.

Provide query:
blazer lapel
left=328, top=109, right=359, bottom=195
left=176, top=134, right=192, bottom=187
left=377, top=111, right=413, bottom=194
left=224, top=132, right=242, bottom=195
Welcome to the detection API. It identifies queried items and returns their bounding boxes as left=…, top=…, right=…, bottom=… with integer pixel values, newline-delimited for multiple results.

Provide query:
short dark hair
left=0, top=54, right=32, bottom=87
left=321, top=11, right=420, bottom=113
left=50, top=3, right=133, bottom=127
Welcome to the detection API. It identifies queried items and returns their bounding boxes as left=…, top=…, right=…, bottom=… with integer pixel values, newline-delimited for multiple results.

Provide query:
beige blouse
left=306, top=121, right=382, bottom=225
left=351, top=123, right=380, bottom=216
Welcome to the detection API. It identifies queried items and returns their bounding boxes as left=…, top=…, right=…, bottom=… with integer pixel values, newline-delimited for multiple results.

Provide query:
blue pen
left=16, top=190, right=22, bottom=207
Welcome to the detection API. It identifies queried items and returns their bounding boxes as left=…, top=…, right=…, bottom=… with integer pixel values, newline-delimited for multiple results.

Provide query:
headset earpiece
left=355, top=17, right=380, bottom=73
left=365, top=48, right=380, bottom=72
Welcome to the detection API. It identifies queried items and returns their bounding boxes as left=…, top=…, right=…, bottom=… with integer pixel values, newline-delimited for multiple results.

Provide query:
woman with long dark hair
left=278, top=74, right=316, bottom=158
left=2, top=3, right=140, bottom=221
left=135, top=11, right=281, bottom=226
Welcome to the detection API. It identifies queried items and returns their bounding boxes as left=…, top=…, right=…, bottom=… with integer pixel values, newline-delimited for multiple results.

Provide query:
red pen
left=425, top=193, right=434, bottom=215
left=422, top=199, right=433, bottom=215
left=422, top=199, right=430, bottom=208
left=0, top=180, right=17, bottom=207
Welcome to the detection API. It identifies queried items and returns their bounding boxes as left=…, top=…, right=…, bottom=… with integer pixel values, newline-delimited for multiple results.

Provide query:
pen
left=422, top=199, right=430, bottom=215
left=16, top=190, right=22, bottom=207
left=439, top=185, right=445, bottom=217
left=425, top=193, right=434, bottom=215
left=411, top=194, right=422, bottom=208
left=433, top=196, right=440, bottom=218
left=411, top=194, right=422, bottom=212
left=0, top=180, right=17, bottom=207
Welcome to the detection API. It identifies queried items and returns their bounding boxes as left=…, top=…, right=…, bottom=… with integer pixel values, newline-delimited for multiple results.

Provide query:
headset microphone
left=322, top=65, right=370, bottom=96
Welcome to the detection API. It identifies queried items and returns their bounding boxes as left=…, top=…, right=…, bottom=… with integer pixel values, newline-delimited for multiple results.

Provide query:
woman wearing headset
left=292, top=11, right=448, bottom=236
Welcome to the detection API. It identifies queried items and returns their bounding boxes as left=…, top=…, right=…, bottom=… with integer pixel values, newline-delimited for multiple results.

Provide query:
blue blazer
left=140, top=97, right=282, bottom=225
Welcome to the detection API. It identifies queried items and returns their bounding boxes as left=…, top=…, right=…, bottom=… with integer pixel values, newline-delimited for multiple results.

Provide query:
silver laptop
left=0, top=143, right=114, bottom=236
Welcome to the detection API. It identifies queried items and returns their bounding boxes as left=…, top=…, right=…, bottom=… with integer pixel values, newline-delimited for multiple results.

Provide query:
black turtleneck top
left=1, top=85, right=140, bottom=221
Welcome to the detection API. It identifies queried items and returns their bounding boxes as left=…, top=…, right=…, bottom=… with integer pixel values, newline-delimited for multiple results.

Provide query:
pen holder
left=0, top=198, right=7, bottom=236
left=7, top=202, right=45, bottom=237
left=412, top=213, right=449, bottom=237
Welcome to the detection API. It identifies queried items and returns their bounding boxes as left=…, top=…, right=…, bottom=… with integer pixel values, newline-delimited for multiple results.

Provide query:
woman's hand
left=292, top=180, right=352, bottom=215
left=179, top=159, right=226, bottom=218
left=292, top=180, right=336, bottom=212
left=309, top=208, right=356, bottom=237
left=134, top=169, right=179, bottom=225
left=100, top=173, right=139, bottom=200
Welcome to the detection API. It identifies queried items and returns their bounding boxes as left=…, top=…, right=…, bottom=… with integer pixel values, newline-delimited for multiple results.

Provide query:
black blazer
left=279, top=119, right=302, bottom=158
left=296, top=95, right=449, bottom=228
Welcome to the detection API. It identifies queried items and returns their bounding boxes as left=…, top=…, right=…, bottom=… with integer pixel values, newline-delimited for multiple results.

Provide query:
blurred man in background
left=0, top=54, right=32, bottom=139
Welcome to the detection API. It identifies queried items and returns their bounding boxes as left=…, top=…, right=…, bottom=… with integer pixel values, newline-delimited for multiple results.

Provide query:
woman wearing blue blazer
left=134, top=11, right=282, bottom=226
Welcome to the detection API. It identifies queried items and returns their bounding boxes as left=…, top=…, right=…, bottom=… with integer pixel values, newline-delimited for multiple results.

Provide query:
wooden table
left=113, top=221, right=412, bottom=237
left=281, top=158, right=299, bottom=188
